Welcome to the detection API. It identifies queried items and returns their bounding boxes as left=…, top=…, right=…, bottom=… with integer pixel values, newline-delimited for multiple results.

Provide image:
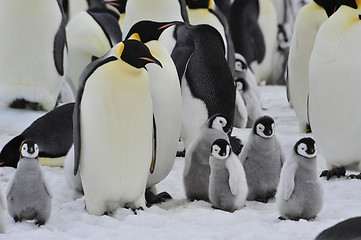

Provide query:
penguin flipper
left=280, top=160, right=298, bottom=201
left=150, top=115, right=157, bottom=174
left=54, top=1, right=67, bottom=76
left=248, top=21, right=266, bottom=64
left=73, top=55, right=118, bottom=175
left=225, top=153, right=245, bottom=195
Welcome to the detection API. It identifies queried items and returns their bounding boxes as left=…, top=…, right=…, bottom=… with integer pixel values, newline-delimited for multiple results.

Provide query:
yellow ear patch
left=129, top=33, right=141, bottom=42
left=119, top=42, right=125, bottom=56
left=209, top=0, right=215, bottom=9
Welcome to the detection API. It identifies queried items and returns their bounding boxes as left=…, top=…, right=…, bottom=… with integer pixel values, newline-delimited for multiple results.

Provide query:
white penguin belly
left=80, top=63, right=153, bottom=214
left=309, top=13, right=361, bottom=168
left=145, top=43, right=182, bottom=187
left=0, top=1, right=64, bottom=110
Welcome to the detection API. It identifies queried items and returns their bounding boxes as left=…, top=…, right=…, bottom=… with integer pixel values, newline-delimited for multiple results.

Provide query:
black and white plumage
left=277, top=137, right=323, bottom=221
left=7, top=140, right=52, bottom=226
left=183, top=114, right=231, bottom=202
left=209, top=139, right=248, bottom=212
left=239, top=115, right=285, bottom=202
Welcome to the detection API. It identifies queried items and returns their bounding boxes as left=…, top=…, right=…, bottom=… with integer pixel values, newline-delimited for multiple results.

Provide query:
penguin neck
left=251, top=134, right=276, bottom=151
left=293, top=152, right=318, bottom=173
left=17, top=158, right=40, bottom=174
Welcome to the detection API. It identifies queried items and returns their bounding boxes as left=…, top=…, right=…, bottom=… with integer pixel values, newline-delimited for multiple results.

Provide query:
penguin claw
left=320, top=167, right=346, bottom=180
left=131, top=207, right=144, bottom=215
left=14, top=216, right=22, bottom=223
left=146, top=191, right=172, bottom=207
left=35, top=220, right=45, bottom=227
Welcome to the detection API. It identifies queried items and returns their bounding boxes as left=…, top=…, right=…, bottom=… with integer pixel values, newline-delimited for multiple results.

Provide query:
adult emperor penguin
left=239, top=115, right=285, bottom=202
left=124, top=21, right=182, bottom=204
left=73, top=40, right=162, bottom=215
left=277, top=137, right=323, bottom=221
left=183, top=114, right=231, bottom=202
left=308, top=0, right=361, bottom=180
left=66, top=0, right=123, bottom=92
left=172, top=23, right=236, bottom=148
left=0, top=0, right=67, bottom=111
left=121, top=0, right=189, bottom=37
left=7, top=140, right=52, bottom=226
left=0, top=103, right=74, bottom=168
left=316, top=217, right=361, bottom=240
left=287, top=0, right=342, bottom=133
left=186, top=0, right=236, bottom=76
left=209, top=139, right=248, bottom=212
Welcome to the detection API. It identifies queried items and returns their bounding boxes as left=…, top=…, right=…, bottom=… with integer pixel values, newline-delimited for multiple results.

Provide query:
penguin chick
left=183, top=114, right=231, bottom=202
left=239, top=115, right=285, bottom=202
left=7, top=140, right=52, bottom=226
left=209, top=139, right=248, bottom=212
left=276, top=137, right=323, bottom=221
left=233, top=86, right=248, bottom=129
left=0, top=184, right=6, bottom=233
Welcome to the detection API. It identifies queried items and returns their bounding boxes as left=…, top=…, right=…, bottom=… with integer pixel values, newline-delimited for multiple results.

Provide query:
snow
left=1, top=85, right=361, bottom=240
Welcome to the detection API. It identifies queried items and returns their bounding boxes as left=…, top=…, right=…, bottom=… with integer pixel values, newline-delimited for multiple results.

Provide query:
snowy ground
left=1, top=85, right=361, bottom=240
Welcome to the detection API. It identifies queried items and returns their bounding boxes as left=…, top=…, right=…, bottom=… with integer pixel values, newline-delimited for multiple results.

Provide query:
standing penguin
left=7, top=140, right=52, bottom=226
left=66, top=0, right=123, bottom=92
left=0, top=185, right=6, bottom=233
left=122, top=0, right=189, bottom=37
left=125, top=21, right=182, bottom=204
left=183, top=114, right=231, bottom=202
left=0, top=0, right=67, bottom=111
left=308, top=0, right=361, bottom=179
left=239, top=115, right=285, bottom=202
left=277, top=137, right=323, bottom=221
left=73, top=40, right=162, bottom=215
left=209, top=139, right=248, bottom=212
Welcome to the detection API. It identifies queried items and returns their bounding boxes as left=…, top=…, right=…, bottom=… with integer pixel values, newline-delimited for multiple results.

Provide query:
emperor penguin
left=287, top=0, right=339, bottom=133
left=172, top=23, right=236, bottom=148
left=73, top=39, right=162, bottom=215
left=277, top=137, right=323, bottom=221
left=0, top=185, right=6, bottom=233
left=186, top=0, right=236, bottom=76
left=0, top=0, right=67, bottom=111
left=7, top=140, right=52, bottom=226
left=124, top=21, right=182, bottom=204
left=209, top=139, right=248, bottom=212
left=121, top=0, right=189, bottom=37
left=239, top=115, right=285, bottom=202
left=316, top=217, right=361, bottom=240
left=183, top=114, right=231, bottom=202
left=308, top=0, right=361, bottom=180
left=66, top=0, right=123, bottom=92
left=0, top=103, right=74, bottom=168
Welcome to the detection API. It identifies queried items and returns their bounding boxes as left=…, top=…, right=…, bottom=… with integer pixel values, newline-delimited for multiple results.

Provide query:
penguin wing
left=238, top=142, right=249, bottom=165
left=150, top=115, right=157, bottom=174
left=280, top=160, right=298, bottom=201
left=179, top=0, right=190, bottom=23
left=226, top=153, right=246, bottom=195
left=87, top=8, right=123, bottom=46
left=73, top=55, right=118, bottom=175
left=54, top=0, right=67, bottom=76
left=235, top=91, right=248, bottom=129
left=42, top=179, right=53, bottom=199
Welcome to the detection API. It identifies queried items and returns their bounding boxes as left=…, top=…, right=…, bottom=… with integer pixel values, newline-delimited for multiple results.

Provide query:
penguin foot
left=35, top=220, right=45, bottom=227
left=176, top=149, right=186, bottom=158
left=278, top=216, right=286, bottom=221
left=320, top=167, right=346, bottom=180
left=14, top=216, right=22, bottom=223
left=130, top=207, right=144, bottom=215
left=305, top=124, right=312, bottom=134
left=347, top=173, right=361, bottom=180
left=10, top=99, right=46, bottom=111
left=146, top=189, right=172, bottom=207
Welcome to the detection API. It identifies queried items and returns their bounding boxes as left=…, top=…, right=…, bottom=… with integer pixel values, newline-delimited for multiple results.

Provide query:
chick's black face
left=294, top=137, right=317, bottom=158
left=253, top=116, right=275, bottom=138
left=211, top=139, right=231, bottom=160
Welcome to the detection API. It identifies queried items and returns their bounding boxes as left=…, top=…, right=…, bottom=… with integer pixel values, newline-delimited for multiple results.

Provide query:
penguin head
left=186, top=0, right=214, bottom=9
left=253, top=116, right=275, bottom=139
left=104, top=0, right=126, bottom=14
left=119, top=40, right=162, bottom=69
left=211, top=139, right=231, bottom=160
left=20, top=140, right=39, bottom=159
left=294, top=137, right=317, bottom=159
left=207, top=114, right=231, bottom=134
left=125, top=21, right=178, bottom=43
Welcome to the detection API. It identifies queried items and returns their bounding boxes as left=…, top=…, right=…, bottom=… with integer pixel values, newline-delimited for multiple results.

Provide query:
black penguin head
left=207, top=114, right=231, bottom=135
left=211, top=139, right=231, bottom=160
left=314, top=0, right=357, bottom=17
left=20, top=140, right=39, bottom=159
left=235, top=78, right=248, bottom=92
left=119, top=39, right=162, bottom=69
left=294, top=137, right=317, bottom=159
left=253, top=116, right=275, bottom=139
left=186, top=0, right=213, bottom=9
left=104, top=0, right=127, bottom=14
left=125, top=20, right=178, bottom=43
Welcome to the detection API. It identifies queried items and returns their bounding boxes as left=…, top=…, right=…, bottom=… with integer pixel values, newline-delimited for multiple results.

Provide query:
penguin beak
left=264, top=129, right=273, bottom=136
left=28, top=146, right=35, bottom=154
left=158, top=23, right=175, bottom=30
left=138, top=57, right=163, bottom=68
left=105, top=1, right=120, bottom=7
left=306, top=147, right=315, bottom=155
left=0, top=162, right=4, bottom=166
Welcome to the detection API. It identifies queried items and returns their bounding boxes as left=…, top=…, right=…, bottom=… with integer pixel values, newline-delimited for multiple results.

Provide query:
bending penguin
left=73, top=39, right=162, bottom=215
left=277, top=137, right=323, bottom=221
left=7, top=140, right=52, bottom=226
left=239, top=115, right=285, bottom=202
left=125, top=21, right=182, bottom=205
left=0, top=0, right=67, bottom=111
left=209, top=138, right=248, bottom=212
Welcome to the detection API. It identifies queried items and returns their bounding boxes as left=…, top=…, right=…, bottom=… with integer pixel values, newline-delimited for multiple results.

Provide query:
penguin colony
left=0, top=0, right=359, bottom=235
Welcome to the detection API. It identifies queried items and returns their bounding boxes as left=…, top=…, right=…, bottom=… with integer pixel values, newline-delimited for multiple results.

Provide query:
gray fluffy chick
left=183, top=114, right=231, bottom=202
left=239, top=115, right=285, bottom=202
left=277, top=137, right=323, bottom=221
left=7, top=140, right=52, bottom=226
